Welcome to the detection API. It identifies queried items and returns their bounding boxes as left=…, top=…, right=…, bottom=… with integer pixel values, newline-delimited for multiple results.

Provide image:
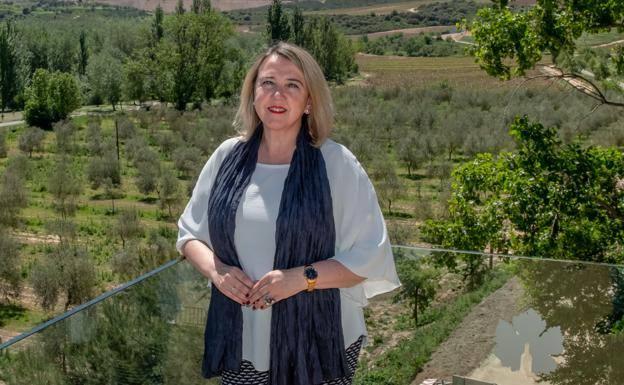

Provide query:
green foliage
left=157, top=165, right=181, bottom=219
left=0, top=229, right=20, bottom=301
left=31, top=242, right=96, bottom=312
left=48, top=156, right=82, bottom=219
left=300, top=16, right=357, bottom=83
left=78, top=30, right=88, bottom=76
left=267, top=0, right=291, bottom=43
left=393, top=257, right=439, bottom=323
left=362, top=33, right=464, bottom=57
left=114, top=208, right=143, bottom=248
left=0, top=21, right=19, bottom=112
left=423, top=116, right=624, bottom=264
left=53, top=120, right=77, bottom=154
left=0, top=162, right=27, bottom=227
left=155, top=8, right=237, bottom=110
left=370, top=153, right=403, bottom=214
left=18, top=126, right=45, bottom=157
left=86, top=51, right=122, bottom=110
left=0, top=128, right=6, bottom=158
left=87, top=143, right=120, bottom=189
left=23, top=69, right=81, bottom=129
left=468, top=0, right=624, bottom=81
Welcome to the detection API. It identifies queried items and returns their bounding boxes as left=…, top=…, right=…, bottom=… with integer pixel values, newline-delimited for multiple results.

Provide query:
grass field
left=356, top=53, right=501, bottom=88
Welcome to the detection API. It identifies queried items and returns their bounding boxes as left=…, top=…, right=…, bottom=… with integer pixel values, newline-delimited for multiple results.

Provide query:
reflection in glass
left=0, top=248, right=622, bottom=385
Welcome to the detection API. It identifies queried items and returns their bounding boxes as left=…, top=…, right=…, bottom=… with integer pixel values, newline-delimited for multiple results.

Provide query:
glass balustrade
left=0, top=246, right=622, bottom=385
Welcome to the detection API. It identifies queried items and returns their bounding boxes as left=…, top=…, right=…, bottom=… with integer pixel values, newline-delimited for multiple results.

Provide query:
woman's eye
left=262, top=80, right=274, bottom=86
left=288, top=83, right=299, bottom=89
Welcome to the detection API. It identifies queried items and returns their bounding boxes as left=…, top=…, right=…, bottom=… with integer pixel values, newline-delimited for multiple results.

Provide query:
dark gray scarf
left=203, top=121, right=348, bottom=384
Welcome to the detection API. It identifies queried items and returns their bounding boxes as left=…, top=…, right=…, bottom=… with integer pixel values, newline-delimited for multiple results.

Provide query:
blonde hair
left=233, top=42, right=334, bottom=147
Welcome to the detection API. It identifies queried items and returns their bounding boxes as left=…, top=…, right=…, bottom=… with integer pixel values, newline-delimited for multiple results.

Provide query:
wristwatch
left=303, top=264, right=318, bottom=292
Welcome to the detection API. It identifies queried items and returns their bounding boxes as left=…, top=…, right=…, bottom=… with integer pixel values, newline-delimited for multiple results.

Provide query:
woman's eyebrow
left=258, top=75, right=303, bottom=84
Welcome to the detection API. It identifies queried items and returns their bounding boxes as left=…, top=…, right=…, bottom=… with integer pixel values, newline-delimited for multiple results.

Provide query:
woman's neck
left=258, top=128, right=298, bottom=164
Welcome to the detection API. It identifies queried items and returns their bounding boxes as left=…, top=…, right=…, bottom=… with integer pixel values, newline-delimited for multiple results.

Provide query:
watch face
left=304, top=266, right=318, bottom=280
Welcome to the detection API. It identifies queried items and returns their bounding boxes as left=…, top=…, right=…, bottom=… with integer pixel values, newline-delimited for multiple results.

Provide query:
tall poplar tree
left=267, top=0, right=290, bottom=44
left=78, top=30, right=88, bottom=76
left=0, top=21, right=18, bottom=114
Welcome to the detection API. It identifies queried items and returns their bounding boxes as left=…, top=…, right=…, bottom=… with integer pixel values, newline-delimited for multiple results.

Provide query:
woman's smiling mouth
left=268, top=106, right=287, bottom=114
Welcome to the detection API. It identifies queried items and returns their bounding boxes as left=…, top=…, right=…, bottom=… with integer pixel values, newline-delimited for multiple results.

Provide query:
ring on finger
left=264, top=294, right=275, bottom=306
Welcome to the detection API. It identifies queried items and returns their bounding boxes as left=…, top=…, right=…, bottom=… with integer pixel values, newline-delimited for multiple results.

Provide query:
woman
left=177, top=42, right=400, bottom=385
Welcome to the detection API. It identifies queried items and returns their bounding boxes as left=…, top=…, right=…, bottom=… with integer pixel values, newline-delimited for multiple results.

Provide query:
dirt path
left=441, top=31, right=474, bottom=45
left=593, top=39, right=624, bottom=48
left=411, top=277, right=525, bottom=385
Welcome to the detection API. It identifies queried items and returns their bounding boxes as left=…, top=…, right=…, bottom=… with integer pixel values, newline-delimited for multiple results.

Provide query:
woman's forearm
left=181, top=239, right=218, bottom=280
left=288, top=259, right=365, bottom=291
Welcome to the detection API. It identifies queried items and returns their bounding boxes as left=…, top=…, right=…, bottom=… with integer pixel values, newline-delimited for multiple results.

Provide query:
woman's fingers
left=231, top=268, right=255, bottom=290
left=248, top=276, right=272, bottom=304
left=221, top=285, right=248, bottom=305
left=213, top=264, right=255, bottom=304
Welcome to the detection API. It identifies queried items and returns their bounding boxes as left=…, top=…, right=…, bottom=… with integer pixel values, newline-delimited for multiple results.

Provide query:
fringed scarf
left=203, top=121, right=348, bottom=385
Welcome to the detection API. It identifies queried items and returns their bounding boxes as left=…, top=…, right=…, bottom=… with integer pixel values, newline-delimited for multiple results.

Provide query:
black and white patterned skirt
left=221, top=335, right=365, bottom=385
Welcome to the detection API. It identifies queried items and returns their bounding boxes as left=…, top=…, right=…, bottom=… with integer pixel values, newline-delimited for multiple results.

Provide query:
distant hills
left=83, top=0, right=535, bottom=14
left=89, top=0, right=282, bottom=12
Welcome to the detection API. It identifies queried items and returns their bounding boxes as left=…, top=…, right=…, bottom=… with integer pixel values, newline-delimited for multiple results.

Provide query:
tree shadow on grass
left=138, top=197, right=158, bottom=204
left=401, top=173, right=427, bottom=181
left=384, top=211, right=413, bottom=219
left=0, top=303, right=27, bottom=327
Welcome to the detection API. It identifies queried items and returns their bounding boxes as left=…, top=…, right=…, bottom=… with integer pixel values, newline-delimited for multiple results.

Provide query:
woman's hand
left=210, top=258, right=255, bottom=305
left=248, top=268, right=306, bottom=310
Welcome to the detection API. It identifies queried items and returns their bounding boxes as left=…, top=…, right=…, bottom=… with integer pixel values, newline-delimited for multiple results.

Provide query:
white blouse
left=177, top=137, right=401, bottom=371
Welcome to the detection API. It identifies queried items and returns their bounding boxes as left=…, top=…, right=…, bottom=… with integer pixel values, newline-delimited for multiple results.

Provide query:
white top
left=177, top=137, right=401, bottom=371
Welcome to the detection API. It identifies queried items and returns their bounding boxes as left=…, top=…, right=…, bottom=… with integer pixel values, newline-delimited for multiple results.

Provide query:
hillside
left=88, top=0, right=287, bottom=12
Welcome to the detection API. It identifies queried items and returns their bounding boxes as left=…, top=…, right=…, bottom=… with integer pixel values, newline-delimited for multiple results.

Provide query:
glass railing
left=0, top=246, right=622, bottom=385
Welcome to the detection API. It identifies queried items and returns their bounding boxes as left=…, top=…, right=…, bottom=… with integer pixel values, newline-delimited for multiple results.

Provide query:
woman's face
left=254, top=54, right=310, bottom=136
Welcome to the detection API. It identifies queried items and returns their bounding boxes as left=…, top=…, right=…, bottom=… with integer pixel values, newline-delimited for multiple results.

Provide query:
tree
left=78, top=30, right=88, bottom=76
left=135, top=158, right=160, bottom=196
left=0, top=229, right=20, bottom=301
left=18, top=126, right=45, bottom=157
left=176, top=0, right=185, bottom=14
left=468, top=0, right=624, bottom=107
left=157, top=166, right=181, bottom=219
left=87, top=144, right=120, bottom=190
left=86, top=53, right=122, bottom=110
left=298, top=16, right=356, bottom=83
left=115, top=208, right=143, bottom=248
left=370, top=154, right=403, bottom=215
left=31, top=243, right=96, bottom=312
left=123, top=53, right=150, bottom=105
left=152, top=5, right=164, bottom=43
left=0, top=21, right=18, bottom=114
left=160, top=9, right=236, bottom=110
left=86, top=119, right=104, bottom=156
left=53, top=120, right=77, bottom=154
left=267, top=0, right=291, bottom=44
left=291, top=7, right=305, bottom=46
left=397, top=131, right=428, bottom=177
left=23, top=69, right=81, bottom=129
left=0, top=163, right=28, bottom=227
left=0, top=128, right=6, bottom=158
left=48, top=156, right=82, bottom=219
left=172, top=146, right=202, bottom=178
left=423, top=116, right=624, bottom=264
left=393, top=256, right=438, bottom=323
